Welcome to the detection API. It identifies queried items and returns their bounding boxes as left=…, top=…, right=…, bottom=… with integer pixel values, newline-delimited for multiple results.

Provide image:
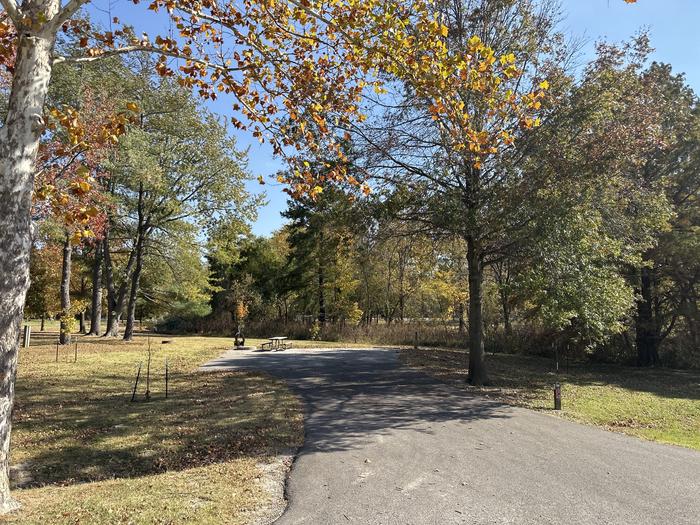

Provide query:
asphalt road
left=202, top=347, right=700, bottom=525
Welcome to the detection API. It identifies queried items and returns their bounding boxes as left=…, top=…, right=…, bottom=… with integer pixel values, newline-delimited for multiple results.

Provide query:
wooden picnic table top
left=269, top=336, right=288, bottom=341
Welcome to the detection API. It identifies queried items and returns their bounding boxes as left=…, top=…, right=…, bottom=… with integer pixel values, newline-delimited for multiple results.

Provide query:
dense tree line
left=24, top=52, right=257, bottom=342
left=202, top=33, right=698, bottom=373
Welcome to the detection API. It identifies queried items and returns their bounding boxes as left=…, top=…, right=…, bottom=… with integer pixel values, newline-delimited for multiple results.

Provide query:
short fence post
left=22, top=325, right=31, bottom=348
left=165, top=358, right=169, bottom=399
left=74, top=338, right=78, bottom=363
left=553, top=382, right=562, bottom=410
left=55, top=340, right=59, bottom=362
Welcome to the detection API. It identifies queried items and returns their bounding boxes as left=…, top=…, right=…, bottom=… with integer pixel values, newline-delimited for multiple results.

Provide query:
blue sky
left=85, top=0, right=700, bottom=236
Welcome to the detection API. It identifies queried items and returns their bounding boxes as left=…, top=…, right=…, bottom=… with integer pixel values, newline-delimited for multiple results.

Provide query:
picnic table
left=260, top=336, right=291, bottom=351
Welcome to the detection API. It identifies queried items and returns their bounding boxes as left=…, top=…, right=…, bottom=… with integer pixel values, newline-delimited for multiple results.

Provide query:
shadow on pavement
left=202, top=348, right=512, bottom=453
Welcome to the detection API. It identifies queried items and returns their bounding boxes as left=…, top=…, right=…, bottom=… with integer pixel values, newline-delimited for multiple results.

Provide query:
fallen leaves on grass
left=9, top=335, right=304, bottom=524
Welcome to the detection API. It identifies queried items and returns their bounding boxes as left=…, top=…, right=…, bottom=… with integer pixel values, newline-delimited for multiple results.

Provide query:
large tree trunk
left=123, top=230, right=145, bottom=341
left=124, top=184, right=149, bottom=341
left=466, top=237, right=489, bottom=385
left=102, top=234, right=117, bottom=336
left=88, top=242, right=103, bottom=335
left=636, top=265, right=660, bottom=366
left=0, top=8, right=58, bottom=512
left=59, top=235, right=72, bottom=345
left=102, top=229, right=136, bottom=337
left=78, top=276, right=86, bottom=334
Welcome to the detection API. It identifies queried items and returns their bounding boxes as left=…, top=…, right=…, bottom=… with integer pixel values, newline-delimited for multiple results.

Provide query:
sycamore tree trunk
left=88, top=243, right=103, bottom=335
left=0, top=7, right=59, bottom=512
left=466, top=236, right=489, bottom=385
left=59, top=235, right=72, bottom=345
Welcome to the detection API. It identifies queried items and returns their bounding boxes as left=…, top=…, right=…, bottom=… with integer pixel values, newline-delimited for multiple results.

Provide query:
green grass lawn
left=400, top=348, right=700, bottom=450
left=8, top=334, right=312, bottom=524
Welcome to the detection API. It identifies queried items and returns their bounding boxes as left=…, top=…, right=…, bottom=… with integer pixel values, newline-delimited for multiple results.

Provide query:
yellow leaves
left=467, top=35, right=483, bottom=53
left=70, top=229, right=95, bottom=245
left=500, top=130, right=514, bottom=146
left=440, top=24, right=449, bottom=38
left=503, top=64, right=520, bottom=79
left=126, top=102, right=139, bottom=112
left=520, top=116, right=541, bottom=130
left=70, top=180, right=92, bottom=195
left=539, top=80, right=550, bottom=90
left=500, top=53, right=516, bottom=66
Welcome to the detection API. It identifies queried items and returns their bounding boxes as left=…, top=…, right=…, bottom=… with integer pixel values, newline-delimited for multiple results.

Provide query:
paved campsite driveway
left=202, top=348, right=700, bottom=525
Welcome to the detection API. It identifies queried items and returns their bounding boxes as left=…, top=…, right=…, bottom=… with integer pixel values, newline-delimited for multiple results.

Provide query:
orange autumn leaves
left=400, top=31, right=549, bottom=171
left=2, top=0, right=643, bottom=201
left=34, top=97, right=139, bottom=244
left=59, top=0, right=548, bottom=198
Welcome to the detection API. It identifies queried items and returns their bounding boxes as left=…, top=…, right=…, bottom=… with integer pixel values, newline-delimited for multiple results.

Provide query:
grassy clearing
left=400, top=348, right=700, bottom=450
left=8, top=334, right=310, bottom=524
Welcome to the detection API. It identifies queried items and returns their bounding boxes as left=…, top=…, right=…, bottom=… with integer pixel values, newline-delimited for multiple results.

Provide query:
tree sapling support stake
left=131, top=362, right=142, bottom=402
left=554, top=382, right=562, bottom=410
left=74, top=338, right=78, bottom=363
left=55, top=340, right=59, bottom=362
left=145, top=340, right=152, bottom=401
left=165, top=357, right=169, bottom=399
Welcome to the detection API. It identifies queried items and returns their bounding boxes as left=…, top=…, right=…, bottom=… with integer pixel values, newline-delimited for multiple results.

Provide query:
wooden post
left=55, top=340, right=59, bottom=362
left=165, top=357, right=169, bottom=399
left=131, top=362, right=142, bottom=402
left=554, top=382, right=562, bottom=410
left=22, top=325, right=31, bottom=348
left=74, top=338, right=78, bottom=363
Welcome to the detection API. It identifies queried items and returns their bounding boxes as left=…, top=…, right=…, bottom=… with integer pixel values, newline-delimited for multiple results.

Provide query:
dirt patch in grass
left=7, top=334, right=304, bottom=524
left=400, top=347, right=700, bottom=450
